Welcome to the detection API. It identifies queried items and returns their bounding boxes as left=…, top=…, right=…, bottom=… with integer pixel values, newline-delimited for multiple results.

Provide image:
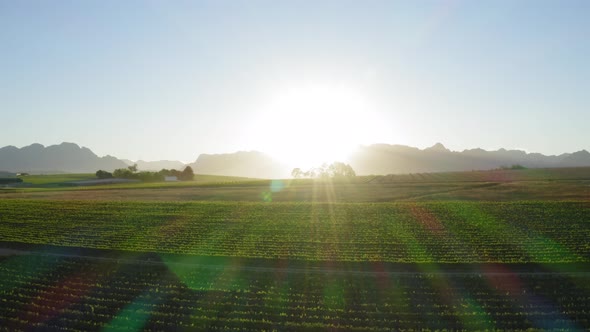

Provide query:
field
left=1, top=168, right=590, bottom=330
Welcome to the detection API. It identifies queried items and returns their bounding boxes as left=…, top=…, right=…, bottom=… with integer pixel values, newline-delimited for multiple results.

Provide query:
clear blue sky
left=1, top=0, right=588, bottom=163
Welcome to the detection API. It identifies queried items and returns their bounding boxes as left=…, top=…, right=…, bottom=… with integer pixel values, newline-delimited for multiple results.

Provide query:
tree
left=318, top=163, right=331, bottom=178
left=180, top=166, right=194, bottom=181
left=113, top=168, right=133, bottom=178
left=95, top=170, right=113, bottom=179
left=291, top=168, right=303, bottom=179
left=329, top=162, right=356, bottom=177
left=292, top=162, right=356, bottom=179
left=344, top=164, right=356, bottom=177
left=128, top=164, right=138, bottom=172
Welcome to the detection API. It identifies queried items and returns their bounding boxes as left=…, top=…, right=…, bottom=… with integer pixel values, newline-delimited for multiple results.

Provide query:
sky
left=1, top=0, right=588, bottom=164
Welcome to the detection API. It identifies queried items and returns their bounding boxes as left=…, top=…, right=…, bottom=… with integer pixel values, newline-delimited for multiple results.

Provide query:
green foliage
left=12, top=173, right=95, bottom=185
left=156, top=166, right=194, bottom=181
left=111, top=165, right=194, bottom=182
left=0, top=200, right=588, bottom=263
left=0, top=194, right=589, bottom=330
left=95, top=170, right=113, bottom=179
left=113, top=168, right=134, bottom=178
left=181, top=165, right=194, bottom=180
left=500, top=164, right=528, bottom=170
left=135, top=171, right=164, bottom=182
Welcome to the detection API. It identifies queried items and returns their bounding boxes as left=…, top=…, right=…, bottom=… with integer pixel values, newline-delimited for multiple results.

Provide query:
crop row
left=1, top=255, right=589, bottom=331
left=1, top=200, right=589, bottom=263
left=371, top=167, right=590, bottom=183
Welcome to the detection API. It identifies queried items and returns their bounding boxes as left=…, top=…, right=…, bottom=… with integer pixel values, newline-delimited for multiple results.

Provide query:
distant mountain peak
left=25, top=143, right=45, bottom=149
left=59, top=142, right=79, bottom=147
left=425, top=142, right=449, bottom=152
left=0, top=142, right=127, bottom=173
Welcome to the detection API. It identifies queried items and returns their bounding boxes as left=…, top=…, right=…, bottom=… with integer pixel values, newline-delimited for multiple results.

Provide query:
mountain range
left=348, top=143, right=590, bottom=175
left=0, top=143, right=127, bottom=174
left=186, top=151, right=288, bottom=179
left=1, top=142, right=589, bottom=178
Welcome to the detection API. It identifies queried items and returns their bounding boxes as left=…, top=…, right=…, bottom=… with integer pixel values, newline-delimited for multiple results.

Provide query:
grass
left=17, top=173, right=258, bottom=186
left=17, top=173, right=96, bottom=185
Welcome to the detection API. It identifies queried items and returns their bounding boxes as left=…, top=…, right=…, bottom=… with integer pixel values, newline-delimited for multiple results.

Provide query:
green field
left=1, top=200, right=589, bottom=263
left=1, top=168, right=590, bottom=330
left=2, top=255, right=589, bottom=331
left=4, top=167, right=589, bottom=202
left=17, top=173, right=96, bottom=185
left=15, top=173, right=257, bottom=187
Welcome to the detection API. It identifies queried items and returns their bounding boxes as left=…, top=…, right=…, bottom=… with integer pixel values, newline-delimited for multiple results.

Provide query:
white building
left=164, top=176, right=178, bottom=182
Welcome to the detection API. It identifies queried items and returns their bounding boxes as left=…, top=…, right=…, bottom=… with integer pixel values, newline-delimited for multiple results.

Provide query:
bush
left=499, top=164, right=527, bottom=170
left=110, top=165, right=193, bottom=182
left=95, top=170, right=113, bottom=179
left=113, top=168, right=133, bottom=178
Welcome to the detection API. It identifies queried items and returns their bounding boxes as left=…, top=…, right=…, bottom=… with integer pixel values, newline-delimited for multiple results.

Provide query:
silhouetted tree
left=294, top=162, right=356, bottom=179
left=329, top=162, right=356, bottom=177
left=113, top=168, right=133, bottom=178
left=180, top=166, right=194, bottom=181
left=95, top=170, right=113, bottom=179
left=291, top=168, right=303, bottom=179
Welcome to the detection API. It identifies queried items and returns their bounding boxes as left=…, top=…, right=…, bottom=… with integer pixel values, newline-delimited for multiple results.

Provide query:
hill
left=2, top=141, right=589, bottom=177
left=349, top=143, right=590, bottom=175
left=187, top=151, right=289, bottom=179
left=0, top=143, right=127, bottom=173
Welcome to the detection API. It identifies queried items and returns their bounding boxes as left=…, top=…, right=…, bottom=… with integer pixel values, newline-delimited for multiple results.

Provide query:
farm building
left=164, top=176, right=178, bottom=182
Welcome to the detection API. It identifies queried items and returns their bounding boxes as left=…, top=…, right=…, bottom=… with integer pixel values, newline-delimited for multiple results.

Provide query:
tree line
left=96, top=164, right=194, bottom=181
left=291, top=162, right=356, bottom=179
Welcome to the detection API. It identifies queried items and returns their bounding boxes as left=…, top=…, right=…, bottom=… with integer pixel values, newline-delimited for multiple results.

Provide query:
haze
left=1, top=1, right=588, bottom=165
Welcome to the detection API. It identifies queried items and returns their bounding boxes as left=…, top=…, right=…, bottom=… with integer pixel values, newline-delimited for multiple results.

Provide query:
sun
left=249, top=82, right=378, bottom=169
